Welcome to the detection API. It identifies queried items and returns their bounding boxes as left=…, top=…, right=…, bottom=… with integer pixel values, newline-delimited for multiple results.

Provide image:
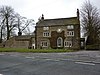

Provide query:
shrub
left=86, top=44, right=100, bottom=50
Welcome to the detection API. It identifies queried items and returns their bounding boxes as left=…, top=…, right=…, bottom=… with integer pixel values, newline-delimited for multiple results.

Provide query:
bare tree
left=0, top=5, right=35, bottom=42
left=22, top=19, right=35, bottom=35
left=15, top=13, right=35, bottom=36
left=0, top=6, right=17, bottom=40
left=81, top=1, right=100, bottom=46
left=0, top=18, right=6, bottom=42
left=15, top=13, right=26, bottom=36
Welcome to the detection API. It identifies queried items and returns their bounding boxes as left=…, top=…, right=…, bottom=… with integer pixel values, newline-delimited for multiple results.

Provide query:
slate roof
left=36, top=17, right=79, bottom=26
left=14, top=35, right=35, bottom=41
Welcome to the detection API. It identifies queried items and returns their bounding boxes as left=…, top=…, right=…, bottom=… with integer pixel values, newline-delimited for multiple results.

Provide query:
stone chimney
left=18, top=32, right=22, bottom=36
left=38, top=14, right=44, bottom=22
left=41, top=14, right=44, bottom=20
left=77, top=9, right=80, bottom=20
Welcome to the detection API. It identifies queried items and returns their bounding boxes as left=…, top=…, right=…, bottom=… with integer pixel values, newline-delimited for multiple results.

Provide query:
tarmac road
left=0, top=51, right=100, bottom=75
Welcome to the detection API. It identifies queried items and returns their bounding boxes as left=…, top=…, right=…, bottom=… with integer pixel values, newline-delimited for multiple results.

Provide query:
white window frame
left=43, top=27, right=49, bottom=30
left=67, top=25, right=74, bottom=29
left=41, top=41, right=48, bottom=47
left=43, top=32, right=50, bottom=37
left=64, top=41, right=72, bottom=47
left=57, top=37, right=63, bottom=47
left=67, top=31, right=74, bottom=36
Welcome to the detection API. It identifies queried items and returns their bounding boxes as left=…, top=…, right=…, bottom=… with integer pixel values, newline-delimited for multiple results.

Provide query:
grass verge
left=0, top=48, right=74, bottom=53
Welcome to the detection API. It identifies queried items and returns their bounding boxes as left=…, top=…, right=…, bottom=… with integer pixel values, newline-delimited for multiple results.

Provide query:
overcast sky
left=0, top=0, right=100, bottom=22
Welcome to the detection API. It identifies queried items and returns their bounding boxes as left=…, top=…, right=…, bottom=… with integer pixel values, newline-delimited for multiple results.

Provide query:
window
left=64, top=41, right=72, bottom=47
left=43, top=32, right=50, bottom=37
left=67, top=25, right=74, bottom=29
left=41, top=41, right=48, bottom=47
left=57, top=37, right=63, bottom=47
left=67, top=31, right=74, bottom=36
left=43, top=27, right=49, bottom=30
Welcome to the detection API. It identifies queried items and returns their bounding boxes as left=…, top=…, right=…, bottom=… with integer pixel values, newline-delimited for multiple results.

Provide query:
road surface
left=0, top=51, right=100, bottom=75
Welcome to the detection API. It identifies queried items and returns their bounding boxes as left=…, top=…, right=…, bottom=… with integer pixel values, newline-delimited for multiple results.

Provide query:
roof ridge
left=44, top=17, right=77, bottom=21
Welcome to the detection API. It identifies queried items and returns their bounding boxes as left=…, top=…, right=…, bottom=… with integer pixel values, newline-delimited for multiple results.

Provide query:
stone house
left=1, top=9, right=81, bottom=50
left=4, top=35, right=35, bottom=49
left=35, top=9, right=80, bottom=49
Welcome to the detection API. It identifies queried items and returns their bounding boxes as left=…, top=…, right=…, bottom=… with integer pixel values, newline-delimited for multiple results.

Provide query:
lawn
left=0, top=48, right=74, bottom=53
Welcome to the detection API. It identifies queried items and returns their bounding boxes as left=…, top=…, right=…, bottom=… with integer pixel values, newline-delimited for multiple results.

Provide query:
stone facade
left=35, top=10, right=80, bottom=49
left=4, top=35, right=35, bottom=49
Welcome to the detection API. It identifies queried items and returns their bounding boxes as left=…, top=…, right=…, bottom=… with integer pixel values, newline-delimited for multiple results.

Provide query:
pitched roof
left=36, top=17, right=79, bottom=26
left=14, top=35, right=35, bottom=41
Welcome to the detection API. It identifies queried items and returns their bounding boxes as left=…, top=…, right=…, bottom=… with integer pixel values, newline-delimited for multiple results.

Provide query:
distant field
left=0, top=48, right=74, bottom=53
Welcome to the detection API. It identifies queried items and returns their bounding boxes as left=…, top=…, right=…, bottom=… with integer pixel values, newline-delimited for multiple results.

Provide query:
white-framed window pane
left=67, top=26, right=70, bottom=29
left=43, top=27, right=49, bottom=30
left=57, top=37, right=63, bottom=47
left=67, top=25, right=74, bottom=29
left=64, top=41, right=72, bottom=47
left=41, top=41, right=48, bottom=47
left=67, top=31, right=74, bottom=36
left=45, top=42, right=47, bottom=46
left=43, top=32, right=50, bottom=37
left=72, top=31, right=74, bottom=35
left=71, top=25, right=74, bottom=29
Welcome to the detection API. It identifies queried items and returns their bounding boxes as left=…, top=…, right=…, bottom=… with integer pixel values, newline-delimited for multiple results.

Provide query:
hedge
left=0, top=48, right=74, bottom=53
